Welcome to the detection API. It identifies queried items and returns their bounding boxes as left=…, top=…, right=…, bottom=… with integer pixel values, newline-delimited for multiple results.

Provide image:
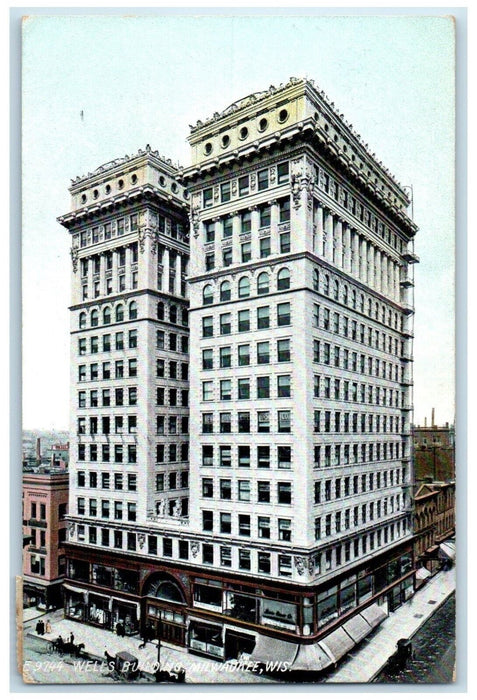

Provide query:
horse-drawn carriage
left=47, top=636, right=85, bottom=657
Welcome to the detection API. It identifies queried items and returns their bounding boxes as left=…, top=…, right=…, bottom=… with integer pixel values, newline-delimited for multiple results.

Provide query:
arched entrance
left=142, top=573, right=187, bottom=647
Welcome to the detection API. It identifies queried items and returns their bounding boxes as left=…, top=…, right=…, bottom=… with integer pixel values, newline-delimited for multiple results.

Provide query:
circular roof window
left=204, top=142, right=213, bottom=156
left=221, top=134, right=230, bottom=148
left=278, top=109, right=289, bottom=124
left=239, top=126, right=249, bottom=140
left=258, top=117, right=268, bottom=132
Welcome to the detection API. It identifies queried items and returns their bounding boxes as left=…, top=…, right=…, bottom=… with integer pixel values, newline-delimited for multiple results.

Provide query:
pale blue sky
left=21, top=12, right=455, bottom=429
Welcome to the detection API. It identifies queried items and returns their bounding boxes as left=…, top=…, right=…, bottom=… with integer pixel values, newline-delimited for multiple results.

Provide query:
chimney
left=432, top=408, right=435, bottom=427
left=424, top=416, right=427, bottom=427
left=36, top=437, right=41, bottom=462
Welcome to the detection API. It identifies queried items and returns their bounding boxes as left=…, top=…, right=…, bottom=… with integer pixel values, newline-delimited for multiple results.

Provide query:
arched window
left=375, top=302, right=379, bottom=319
left=202, top=285, right=214, bottom=306
left=220, top=281, right=231, bottom=302
left=128, top=301, right=137, bottom=320
left=360, top=294, right=365, bottom=313
left=257, top=272, right=269, bottom=295
left=157, top=302, right=164, bottom=320
left=79, top=312, right=87, bottom=329
left=343, top=285, right=348, bottom=305
left=333, top=279, right=339, bottom=301
left=238, top=276, right=250, bottom=298
left=351, top=290, right=356, bottom=310
left=169, top=305, right=177, bottom=323
left=323, top=274, right=330, bottom=296
left=90, top=309, right=99, bottom=327
left=277, top=267, right=291, bottom=291
left=181, top=308, right=188, bottom=326
left=115, top=304, right=124, bottom=323
left=102, top=307, right=111, bottom=325
left=313, top=268, right=319, bottom=291
left=368, top=299, right=372, bottom=316
left=382, top=305, right=386, bottom=323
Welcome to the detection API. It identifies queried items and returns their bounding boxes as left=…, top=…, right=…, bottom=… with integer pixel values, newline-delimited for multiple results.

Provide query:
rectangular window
left=277, top=161, right=289, bottom=184
left=238, top=378, right=250, bottom=400
left=277, top=303, right=291, bottom=326
left=258, top=168, right=269, bottom=191
left=277, top=446, right=291, bottom=469
left=257, top=306, right=270, bottom=329
left=257, top=376, right=270, bottom=399
left=220, top=182, right=231, bottom=202
left=257, top=341, right=270, bottom=364
left=220, top=314, right=231, bottom=335
left=260, top=237, right=271, bottom=258
left=257, top=411, right=270, bottom=433
left=278, top=410, right=291, bottom=433
left=277, top=375, right=291, bottom=397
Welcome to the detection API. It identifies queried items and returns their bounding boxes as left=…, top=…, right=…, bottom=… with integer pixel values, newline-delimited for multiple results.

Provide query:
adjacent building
left=59, top=78, right=422, bottom=669
left=22, top=468, right=69, bottom=609
left=413, top=481, right=455, bottom=581
left=413, top=411, right=455, bottom=483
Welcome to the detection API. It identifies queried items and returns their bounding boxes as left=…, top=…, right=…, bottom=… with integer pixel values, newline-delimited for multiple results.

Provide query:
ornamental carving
left=138, top=226, right=158, bottom=255
left=191, top=206, right=201, bottom=238
left=231, top=180, right=238, bottom=196
left=269, top=166, right=276, bottom=184
left=294, top=556, right=308, bottom=576
left=70, top=247, right=79, bottom=273
left=213, top=186, right=220, bottom=202
left=68, top=522, right=76, bottom=537
left=250, top=173, right=256, bottom=190
left=138, top=533, right=145, bottom=550
left=291, top=170, right=315, bottom=210
left=190, top=542, right=200, bottom=558
left=308, top=558, right=314, bottom=576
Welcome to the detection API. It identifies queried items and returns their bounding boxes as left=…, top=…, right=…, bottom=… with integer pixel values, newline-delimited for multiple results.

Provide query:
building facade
left=22, top=469, right=69, bottom=608
left=60, top=78, right=421, bottom=670
left=58, top=147, right=191, bottom=635
left=413, top=481, right=455, bottom=580
left=413, top=414, right=455, bottom=483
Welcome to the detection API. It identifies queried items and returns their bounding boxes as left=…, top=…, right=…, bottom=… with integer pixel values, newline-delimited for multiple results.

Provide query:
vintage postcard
left=18, top=10, right=457, bottom=687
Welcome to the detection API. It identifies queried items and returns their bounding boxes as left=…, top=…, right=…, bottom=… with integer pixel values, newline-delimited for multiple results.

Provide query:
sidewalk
left=23, top=567, right=455, bottom=685
left=325, top=567, right=456, bottom=683
left=23, top=609, right=276, bottom=684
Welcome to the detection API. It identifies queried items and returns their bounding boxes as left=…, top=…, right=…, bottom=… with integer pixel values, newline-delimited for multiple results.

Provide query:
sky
left=20, top=11, right=456, bottom=430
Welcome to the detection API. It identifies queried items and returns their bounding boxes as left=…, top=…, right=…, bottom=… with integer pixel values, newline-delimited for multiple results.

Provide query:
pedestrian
left=35, top=621, right=42, bottom=635
left=45, top=619, right=52, bottom=634
left=69, top=632, right=75, bottom=645
left=38, top=620, right=45, bottom=635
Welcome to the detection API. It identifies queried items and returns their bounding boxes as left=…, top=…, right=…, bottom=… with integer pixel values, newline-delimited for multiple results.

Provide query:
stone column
left=374, top=249, right=381, bottom=293
left=314, top=202, right=324, bottom=257
left=250, top=206, right=260, bottom=260
left=343, top=223, right=352, bottom=273
left=176, top=252, right=182, bottom=297
left=324, top=209, right=334, bottom=262
left=125, top=246, right=132, bottom=291
left=99, top=253, right=106, bottom=297
left=112, top=250, right=119, bottom=295
left=269, top=201, right=279, bottom=255
left=352, top=230, right=360, bottom=278
left=163, top=246, right=170, bottom=293
left=334, top=218, right=343, bottom=269
left=359, top=237, right=367, bottom=283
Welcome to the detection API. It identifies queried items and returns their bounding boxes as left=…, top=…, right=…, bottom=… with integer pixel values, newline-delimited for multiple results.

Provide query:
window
left=203, top=188, right=213, bottom=208
left=220, top=446, right=232, bottom=467
left=220, top=313, right=231, bottom=335
left=278, top=518, right=291, bottom=541
left=205, top=253, right=215, bottom=271
left=238, top=378, right=250, bottom=400
left=241, top=242, right=251, bottom=263
left=220, top=412, right=231, bottom=433
left=223, top=248, right=232, bottom=267
left=257, top=411, right=270, bottom=433
left=277, top=375, right=291, bottom=397
left=204, top=221, right=215, bottom=243
left=239, top=549, right=251, bottom=570
left=220, top=479, right=231, bottom=499
left=278, top=446, right=291, bottom=469
left=202, top=478, right=214, bottom=498
left=280, top=231, right=291, bottom=253
left=221, top=182, right=231, bottom=202
left=277, top=302, right=291, bottom=326
left=258, top=169, right=269, bottom=191
left=202, top=510, right=213, bottom=531
left=257, top=306, right=270, bottom=329
left=220, top=281, right=231, bottom=301
left=277, top=161, right=289, bottom=184
left=202, top=316, right=213, bottom=338
left=220, top=512, right=232, bottom=534
left=259, top=237, right=271, bottom=258
left=220, top=379, right=232, bottom=401
left=238, top=412, right=250, bottom=432
left=277, top=268, right=290, bottom=290
left=238, top=446, right=250, bottom=468
left=223, top=216, right=233, bottom=239
left=257, top=376, right=270, bottom=399
left=257, top=272, right=269, bottom=295
left=238, top=309, right=250, bottom=332
left=258, top=445, right=270, bottom=468
left=203, top=285, right=214, bottom=305
left=278, top=410, right=291, bottom=433
left=257, top=341, right=270, bottom=364
left=277, top=339, right=290, bottom=362
left=258, top=481, right=270, bottom=503
left=237, top=344, right=250, bottom=366
left=238, top=514, right=251, bottom=536
left=258, top=516, right=271, bottom=538
left=202, top=381, right=213, bottom=401
left=279, top=198, right=290, bottom=223
left=202, top=349, right=214, bottom=370
left=241, top=211, right=251, bottom=233
left=238, top=175, right=249, bottom=196
left=128, top=330, right=137, bottom=348
left=238, top=480, right=251, bottom=502
left=219, top=346, right=231, bottom=368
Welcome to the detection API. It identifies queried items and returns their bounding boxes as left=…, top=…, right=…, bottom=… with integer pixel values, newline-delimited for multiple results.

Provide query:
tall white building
left=60, top=79, right=419, bottom=670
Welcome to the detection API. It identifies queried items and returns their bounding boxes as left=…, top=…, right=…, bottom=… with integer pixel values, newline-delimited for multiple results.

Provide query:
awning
left=63, top=583, right=88, bottom=597
left=416, top=567, right=432, bottom=580
left=291, top=643, right=334, bottom=672
left=110, top=596, right=141, bottom=617
left=342, top=613, right=373, bottom=643
left=317, top=626, right=354, bottom=664
left=360, top=603, right=387, bottom=629
left=248, top=634, right=298, bottom=666
left=439, top=542, right=456, bottom=561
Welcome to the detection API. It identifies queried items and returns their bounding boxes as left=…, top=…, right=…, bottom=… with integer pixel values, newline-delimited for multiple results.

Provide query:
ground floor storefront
left=62, top=541, right=417, bottom=669
left=23, top=577, right=63, bottom=611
